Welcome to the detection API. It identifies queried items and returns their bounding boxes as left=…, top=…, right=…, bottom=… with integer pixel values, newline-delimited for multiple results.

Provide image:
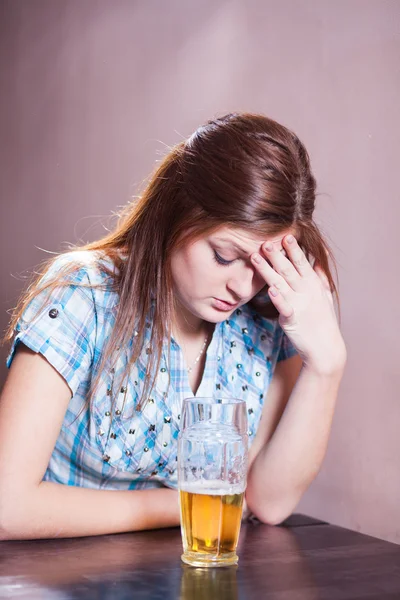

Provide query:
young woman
left=0, top=112, right=346, bottom=540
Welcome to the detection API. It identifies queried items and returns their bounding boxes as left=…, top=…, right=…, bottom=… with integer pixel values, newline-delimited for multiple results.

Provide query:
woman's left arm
left=245, top=355, right=344, bottom=525
left=245, top=233, right=347, bottom=524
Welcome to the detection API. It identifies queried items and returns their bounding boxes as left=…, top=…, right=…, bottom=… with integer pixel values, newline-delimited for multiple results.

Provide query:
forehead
left=211, top=226, right=291, bottom=252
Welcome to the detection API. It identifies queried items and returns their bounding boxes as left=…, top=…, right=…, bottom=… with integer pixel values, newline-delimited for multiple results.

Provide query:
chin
left=200, top=306, right=238, bottom=323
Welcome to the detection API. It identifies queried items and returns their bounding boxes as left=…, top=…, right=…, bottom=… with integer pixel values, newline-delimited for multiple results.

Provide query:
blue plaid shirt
left=7, top=251, right=298, bottom=490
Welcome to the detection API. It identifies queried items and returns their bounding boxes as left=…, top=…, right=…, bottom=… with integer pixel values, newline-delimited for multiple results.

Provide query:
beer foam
left=180, top=479, right=245, bottom=496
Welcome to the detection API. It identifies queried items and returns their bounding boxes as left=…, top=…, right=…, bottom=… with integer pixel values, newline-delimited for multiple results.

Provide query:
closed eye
left=213, top=250, right=235, bottom=266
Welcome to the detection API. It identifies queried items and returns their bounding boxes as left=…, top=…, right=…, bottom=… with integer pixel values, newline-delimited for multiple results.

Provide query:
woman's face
left=170, top=225, right=292, bottom=328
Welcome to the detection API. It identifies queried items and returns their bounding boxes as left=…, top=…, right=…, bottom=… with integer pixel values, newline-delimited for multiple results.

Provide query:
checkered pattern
left=7, top=251, right=298, bottom=490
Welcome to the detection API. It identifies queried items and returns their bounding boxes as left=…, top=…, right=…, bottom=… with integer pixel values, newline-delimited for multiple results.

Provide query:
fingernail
left=286, top=235, right=295, bottom=243
left=252, top=253, right=261, bottom=263
left=264, top=242, right=273, bottom=252
left=269, top=287, right=279, bottom=297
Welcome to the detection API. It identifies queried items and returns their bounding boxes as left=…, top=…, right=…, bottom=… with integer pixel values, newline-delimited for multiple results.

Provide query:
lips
left=213, top=298, right=238, bottom=311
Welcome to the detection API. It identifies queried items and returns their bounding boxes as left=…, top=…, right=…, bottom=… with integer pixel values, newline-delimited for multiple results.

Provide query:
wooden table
left=0, top=515, right=399, bottom=599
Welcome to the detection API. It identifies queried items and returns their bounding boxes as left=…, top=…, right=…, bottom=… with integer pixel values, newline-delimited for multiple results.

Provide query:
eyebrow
left=213, top=238, right=249, bottom=255
left=214, top=237, right=284, bottom=254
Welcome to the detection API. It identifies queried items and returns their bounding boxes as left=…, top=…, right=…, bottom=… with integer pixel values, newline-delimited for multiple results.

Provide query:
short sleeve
left=6, top=256, right=97, bottom=396
left=277, top=330, right=299, bottom=362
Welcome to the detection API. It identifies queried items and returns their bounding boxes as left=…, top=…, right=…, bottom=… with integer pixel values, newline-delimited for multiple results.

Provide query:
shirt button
left=49, top=308, right=59, bottom=319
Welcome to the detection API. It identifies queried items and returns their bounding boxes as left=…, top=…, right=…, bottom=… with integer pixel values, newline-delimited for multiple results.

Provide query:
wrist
left=302, top=357, right=346, bottom=378
left=302, top=340, right=347, bottom=378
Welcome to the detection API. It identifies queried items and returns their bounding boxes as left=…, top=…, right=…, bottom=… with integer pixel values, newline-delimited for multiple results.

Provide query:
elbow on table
left=0, top=525, right=13, bottom=541
left=0, top=514, right=15, bottom=541
left=252, top=505, right=291, bottom=526
left=245, top=476, right=313, bottom=526
left=0, top=496, right=30, bottom=541
left=0, top=510, right=19, bottom=541
left=246, top=493, right=299, bottom=526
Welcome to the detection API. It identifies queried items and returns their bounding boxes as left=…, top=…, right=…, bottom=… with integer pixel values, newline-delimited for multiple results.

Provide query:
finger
left=282, top=235, right=315, bottom=277
left=261, top=240, right=303, bottom=292
left=251, top=252, right=293, bottom=298
left=268, top=286, right=294, bottom=319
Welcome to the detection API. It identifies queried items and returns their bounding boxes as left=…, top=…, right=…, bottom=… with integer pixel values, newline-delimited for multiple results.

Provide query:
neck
left=172, top=302, right=208, bottom=340
left=172, top=316, right=207, bottom=341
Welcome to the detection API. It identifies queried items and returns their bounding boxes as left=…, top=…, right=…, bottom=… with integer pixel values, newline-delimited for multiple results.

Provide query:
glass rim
left=182, top=396, right=246, bottom=406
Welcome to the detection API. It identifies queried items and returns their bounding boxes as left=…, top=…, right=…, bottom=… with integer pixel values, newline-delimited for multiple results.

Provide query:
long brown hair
left=4, top=112, right=338, bottom=411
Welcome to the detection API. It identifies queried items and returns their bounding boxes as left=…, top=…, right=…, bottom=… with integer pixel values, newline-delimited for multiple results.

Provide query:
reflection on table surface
left=1, top=516, right=400, bottom=599
left=180, top=565, right=238, bottom=600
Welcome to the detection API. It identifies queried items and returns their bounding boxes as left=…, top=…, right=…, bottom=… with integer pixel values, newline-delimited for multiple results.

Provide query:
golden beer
left=179, top=487, right=244, bottom=566
left=178, top=397, right=248, bottom=567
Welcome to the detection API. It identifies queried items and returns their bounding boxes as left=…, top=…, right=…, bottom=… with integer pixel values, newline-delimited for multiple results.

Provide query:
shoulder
left=42, top=250, right=115, bottom=284
left=39, top=250, right=120, bottom=312
left=7, top=250, right=120, bottom=388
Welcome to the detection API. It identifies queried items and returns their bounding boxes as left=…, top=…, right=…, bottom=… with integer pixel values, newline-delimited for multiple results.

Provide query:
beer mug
left=178, top=397, right=248, bottom=567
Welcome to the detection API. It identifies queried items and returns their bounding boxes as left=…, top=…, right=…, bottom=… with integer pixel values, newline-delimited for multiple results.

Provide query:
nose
left=226, top=264, right=256, bottom=301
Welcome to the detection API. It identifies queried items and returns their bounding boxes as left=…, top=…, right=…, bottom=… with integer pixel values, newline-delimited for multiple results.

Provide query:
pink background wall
left=1, top=1, right=399, bottom=543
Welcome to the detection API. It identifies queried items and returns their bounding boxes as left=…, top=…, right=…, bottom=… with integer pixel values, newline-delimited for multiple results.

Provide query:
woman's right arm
left=0, top=345, right=180, bottom=541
